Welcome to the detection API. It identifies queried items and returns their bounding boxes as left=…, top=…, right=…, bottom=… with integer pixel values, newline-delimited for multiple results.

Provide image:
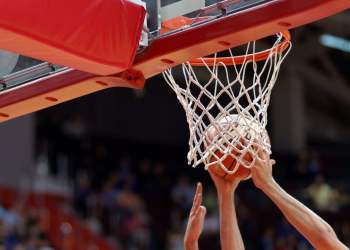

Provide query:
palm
left=186, top=206, right=206, bottom=241
left=185, top=183, right=207, bottom=243
left=208, top=167, right=240, bottom=192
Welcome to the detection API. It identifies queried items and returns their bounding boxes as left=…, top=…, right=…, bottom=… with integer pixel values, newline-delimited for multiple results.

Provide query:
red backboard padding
left=0, top=0, right=146, bottom=75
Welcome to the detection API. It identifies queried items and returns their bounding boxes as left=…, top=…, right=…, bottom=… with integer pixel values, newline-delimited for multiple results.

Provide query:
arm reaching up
left=208, top=168, right=245, bottom=250
left=184, top=182, right=207, bottom=250
left=251, top=152, right=348, bottom=250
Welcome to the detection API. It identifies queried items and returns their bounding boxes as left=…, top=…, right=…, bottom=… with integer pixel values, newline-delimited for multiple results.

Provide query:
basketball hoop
left=163, top=29, right=291, bottom=178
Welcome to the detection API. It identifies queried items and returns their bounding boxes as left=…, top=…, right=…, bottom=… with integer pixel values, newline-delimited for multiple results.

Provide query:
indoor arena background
left=0, top=11, right=349, bottom=250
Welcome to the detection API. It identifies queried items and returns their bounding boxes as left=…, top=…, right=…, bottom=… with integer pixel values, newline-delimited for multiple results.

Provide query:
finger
left=190, top=183, right=201, bottom=213
left=256, top=147, right=268, bottom=160
left=194, top=204, right=206, bottom=219
left=251, top=156, right=261, bottom=168
left=198, top=182, right=203, bottom=194
left=199, top=206, right=207, bottom=219
left=256, top=150, right=272, bottom=167
left=257, top=150, right=266, bottom=160
left=191, top=183, right=202, bottom=213
left=195, top=183, right=203, bottom=210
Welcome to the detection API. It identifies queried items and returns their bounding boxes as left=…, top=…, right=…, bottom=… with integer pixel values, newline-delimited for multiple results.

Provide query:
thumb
left=270, top=159, right=276, bottom=166
left=199, top=206, right=207, bottom=218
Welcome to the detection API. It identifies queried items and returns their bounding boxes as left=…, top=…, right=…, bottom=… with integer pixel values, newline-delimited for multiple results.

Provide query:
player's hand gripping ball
left=205, top=115, right=269, bottom=181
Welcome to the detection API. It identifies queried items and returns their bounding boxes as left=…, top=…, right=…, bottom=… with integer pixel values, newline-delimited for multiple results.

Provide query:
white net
left=163, top=32, right=291, bottom=175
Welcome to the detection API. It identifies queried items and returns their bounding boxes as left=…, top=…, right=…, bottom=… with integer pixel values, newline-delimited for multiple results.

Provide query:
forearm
left=263, top=180, right=347, bottom=250
left=218, top=189, right=245, bottom=250
left=184, top=240, right=199, bottom=250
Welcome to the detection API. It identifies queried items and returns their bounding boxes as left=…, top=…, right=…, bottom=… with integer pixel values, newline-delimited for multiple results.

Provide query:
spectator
left=34, top=112, right=350, bottom=250
left=74, top=173, right=92, bottom=218
left=203, top=187, right=217, bottom=214
left=202, top=211, right=219, bottom=236
left=0, top=203, right=56, bottom=250
left=167, top=229, right=183, bottom=250
left=308, top=152, right=321, bottom=178
left=303, top=175, right=337, bottom=211
left=294, top=151, right=321, bottom=180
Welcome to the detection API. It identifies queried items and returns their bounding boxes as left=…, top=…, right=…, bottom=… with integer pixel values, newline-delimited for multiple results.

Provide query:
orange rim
left=161, top=16, right=211, bottom=35
left=188, top=30, right=291, bottom=66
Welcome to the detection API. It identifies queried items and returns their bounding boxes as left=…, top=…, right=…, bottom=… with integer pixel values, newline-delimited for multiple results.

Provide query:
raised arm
left=184, top=182, right=207, bottom=250
left=208, top=168, right=245, bottom=250
left=251, top=152, right=348, bottom=250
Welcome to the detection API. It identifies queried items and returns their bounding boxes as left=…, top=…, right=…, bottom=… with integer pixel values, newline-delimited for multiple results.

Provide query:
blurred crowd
left=71, top=152, right=350, bottom=250
left=34, top=114, right=350, bottom=250
left=0, top=203, right=54, bottom=250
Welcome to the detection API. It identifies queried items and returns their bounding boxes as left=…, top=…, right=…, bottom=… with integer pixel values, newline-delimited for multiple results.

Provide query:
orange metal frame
left=0, top=0, right=349, bottom=122
left=188, top=30, right=291, bottom=66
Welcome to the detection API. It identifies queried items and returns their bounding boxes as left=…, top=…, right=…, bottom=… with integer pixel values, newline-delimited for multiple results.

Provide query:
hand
left=250, top=150, right=276, bottom=190
left=208, top=167, right=241, bottom=194
left=184, top=182, right=207, bottom=245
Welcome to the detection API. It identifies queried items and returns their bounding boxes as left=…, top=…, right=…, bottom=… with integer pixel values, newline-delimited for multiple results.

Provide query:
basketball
left=205, top=115, right=266, bottom=181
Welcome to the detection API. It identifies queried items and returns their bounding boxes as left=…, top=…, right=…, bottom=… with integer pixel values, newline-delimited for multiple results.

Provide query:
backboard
left=0, top=0, right=349, bottom=122
left=0, top=54, right=65, bottom=92
left=145, top=0, right=276, bottom=34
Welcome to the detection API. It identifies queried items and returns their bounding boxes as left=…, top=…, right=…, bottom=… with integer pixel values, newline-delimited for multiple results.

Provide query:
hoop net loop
left=163, top=31, right=292, bottom=177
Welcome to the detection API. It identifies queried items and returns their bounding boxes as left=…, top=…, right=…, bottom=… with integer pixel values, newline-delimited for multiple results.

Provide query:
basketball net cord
left=163, top=33, right=292, bottom=175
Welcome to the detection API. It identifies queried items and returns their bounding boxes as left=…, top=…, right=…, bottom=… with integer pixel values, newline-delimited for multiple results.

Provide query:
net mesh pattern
left=163, top=33, right=291, bottom=175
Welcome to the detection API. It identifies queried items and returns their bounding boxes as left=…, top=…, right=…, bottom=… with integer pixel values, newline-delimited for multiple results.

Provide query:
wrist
left=260, top=178, right=279, bottom=195
left=218, top=188, right=235, bottom=203
left=217, top=186, right=235, bottom=196
left=216, top=182, right=238, bottom=194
